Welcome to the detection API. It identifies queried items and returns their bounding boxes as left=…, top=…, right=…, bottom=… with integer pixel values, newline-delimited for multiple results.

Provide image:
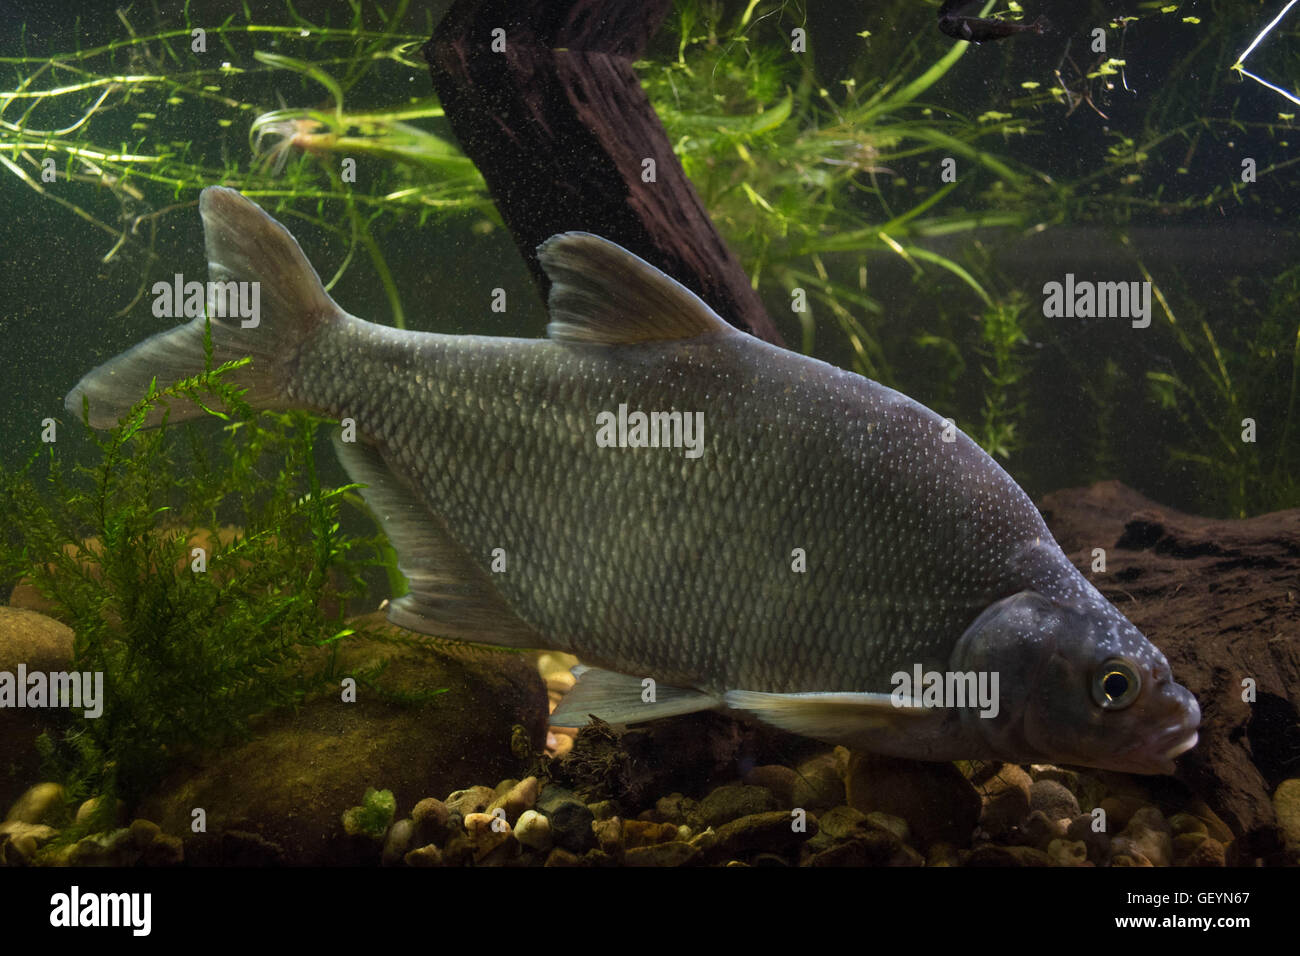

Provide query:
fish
left=938, top=1, right=1049, bottom=43
left=66, top=187, right=1200, bottom=775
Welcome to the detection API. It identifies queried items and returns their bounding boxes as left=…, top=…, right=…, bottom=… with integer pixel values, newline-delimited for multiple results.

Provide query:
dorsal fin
left=536, top=232, right=736, bottom=345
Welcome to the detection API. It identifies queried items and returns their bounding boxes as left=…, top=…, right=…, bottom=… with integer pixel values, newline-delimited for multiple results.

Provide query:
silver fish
left=67, top=187, right=1200, bottom=774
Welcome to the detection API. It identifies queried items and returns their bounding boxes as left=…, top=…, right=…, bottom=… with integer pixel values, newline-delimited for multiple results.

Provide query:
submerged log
left=424, top=0, right=783, bottom=344
left=1040, top=480, right=1300, bottom=860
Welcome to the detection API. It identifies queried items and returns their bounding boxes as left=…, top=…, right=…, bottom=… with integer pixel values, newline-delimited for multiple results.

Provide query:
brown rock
left=844, top=752, right=980, bottom=846
left=1040, top=481, right=1300, bottom=849
left=805, top=829, right=921, bottom=867
left=974, top=764, right=1033, bottom=838
left=1182, top=836, right=1227, bottom=866
left=623, top=819, right=678, bottom=848
left=966, top=844, right=1051, bottom=866
left=136, top=627, right=547, bottom=865
left=709, top=810, right=817, bottom=861
left=0, top=609, right=75, bottom=809
left=745, top=764, right=798, bottom=805
left=624, top=841, right=699, bottom=866
left=791, top=752, right=844, bottom=811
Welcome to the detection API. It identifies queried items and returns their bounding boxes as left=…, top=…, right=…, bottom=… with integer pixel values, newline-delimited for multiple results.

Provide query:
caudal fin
left=65, top=186, right=346, bottom=429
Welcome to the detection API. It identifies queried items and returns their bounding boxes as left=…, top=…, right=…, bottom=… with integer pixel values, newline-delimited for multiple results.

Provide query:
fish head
left=951, top=590, right=1201, bottom=774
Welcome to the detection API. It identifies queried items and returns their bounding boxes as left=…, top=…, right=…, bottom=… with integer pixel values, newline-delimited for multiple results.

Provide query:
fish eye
left=1092, top=659, right=1141, bottom=710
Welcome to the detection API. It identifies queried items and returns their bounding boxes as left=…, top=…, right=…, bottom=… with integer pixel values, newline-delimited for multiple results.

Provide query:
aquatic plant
left=341, top=786, right=397, bottom=838
left=0, top=338, right=402, bottom=807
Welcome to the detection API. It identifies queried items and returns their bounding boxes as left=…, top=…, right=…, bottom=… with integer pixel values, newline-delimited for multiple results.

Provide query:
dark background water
left=1, top=0, right=1296, bottom=518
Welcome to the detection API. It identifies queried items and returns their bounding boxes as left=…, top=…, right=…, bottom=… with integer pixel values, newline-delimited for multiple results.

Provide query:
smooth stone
left=463, top=811, right=512, bottom=860
left=446, top=786, right=495, bottom=818
left=693, top=784, right=778, bottom=829
left=0, top=820, right=57, bottom=865
left=514, top=810, right=552, bottom=852
left=75, top=796, right=127, bottom=829
left=1066, top=813, right=1112, bottom=865
left=487, top=776, right=539, bottom=825
left=654, top=792, right=697, bottom=825
left=592, top=816, right=623, bottom=855
left=791, top=752, right=844, bottom=812
left=625, top=840, right=700, bottom=866
left=382, top=818, right=415, bottom=866
left=1097, top=795, right=1146, bottom=831
left=543, top=847, right=582, bottom=867
left=974, top=764, right=1033, bottom=838
left=966, top=844, right=1051, bottom=867
left=864, top=811, right=910, bottom=845
left=622, top=819, right=678, bottom=848
left=411, top=797, right=452, bottom=846
left=540, top=799, right=595, bottom=854
left=817, top=806, right=868, bottom=842
left=805, top=830, right=921, bottom=867
left=404, top=844, right=444, bottom=867
left=1168, top=813, right=1208, bottom=837
left=587, top=799, right=621, bottom=822
left=1029, top=780, right=1080, bottom=820
left=1028, top=764, right=1080, bottom=794
left=1017, top=810, right=1067, bottom=850
left=1272, top=778, right=1300, bottom=847
left=1046, top=838, right=1089, bottom=867
left=708, top=810, right=817, bottom=861
left=744, top=765, right=798, bottom=805
left=0, top=609, right=75, bottom=810
left=1182, top=836, right=1227, bottom=866
left=5, top=782, right=66, bottom=826
left=845, top=752, right=980, bottom=847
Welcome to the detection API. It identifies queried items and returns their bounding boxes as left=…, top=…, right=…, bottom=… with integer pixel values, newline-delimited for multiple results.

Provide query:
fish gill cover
left=0, top=0, right=1294, bottom=879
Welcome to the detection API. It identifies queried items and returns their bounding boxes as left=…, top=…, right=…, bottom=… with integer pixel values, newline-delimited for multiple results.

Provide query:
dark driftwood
left=423, top=0, right=783, bottom=345
left=1040, top=480, right=1300, bottom=860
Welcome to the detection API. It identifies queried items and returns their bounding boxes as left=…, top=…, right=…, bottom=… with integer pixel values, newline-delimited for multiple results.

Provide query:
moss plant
left=0, top=334, right=437, bottom=809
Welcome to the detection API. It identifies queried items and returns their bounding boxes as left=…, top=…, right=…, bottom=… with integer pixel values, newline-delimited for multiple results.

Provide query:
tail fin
left=65, top=186, right=346, bottom=429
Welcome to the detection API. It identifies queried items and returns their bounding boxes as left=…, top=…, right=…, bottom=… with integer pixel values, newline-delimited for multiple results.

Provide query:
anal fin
left=550, top=667, right=719, bottom=727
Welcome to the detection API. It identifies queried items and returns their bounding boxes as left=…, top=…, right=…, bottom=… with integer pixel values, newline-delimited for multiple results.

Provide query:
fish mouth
left=1110, top=719, right=1200, bottom=774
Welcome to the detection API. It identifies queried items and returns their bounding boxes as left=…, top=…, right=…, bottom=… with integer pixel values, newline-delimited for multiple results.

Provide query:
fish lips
left=1107, top=686, right=1202, bottom=775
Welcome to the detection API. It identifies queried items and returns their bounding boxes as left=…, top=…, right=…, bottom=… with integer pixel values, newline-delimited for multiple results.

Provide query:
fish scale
left=65, top=187, right=1201, bottom=773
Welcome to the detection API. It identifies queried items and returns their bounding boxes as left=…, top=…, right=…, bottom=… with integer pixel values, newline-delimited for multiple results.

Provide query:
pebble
left=816, top=806, right=868, bottom=842
left=1029, top=780, right=1080, bottom=820
left=694, top=784, right=778, bottom=829
left=864, top=812, right=910, bottom=845
left=381, top=818, right=415, bottom=866
left=4, top=783, right=65, bottom=826
left=538, top=788, right=595, bottom=854
left=404, top=844, right=444, bottom=867
left=587, top=799, right=621, bottom=822
left=745, top=765, right=798, bottom=805
left=1046, top=838, right=1089, bottom=867
left=966, top=844, right=1051, bottom=867
left=1066, top=813, right=1112, bottom=865
left=1028, top=764, right=1080, bottom=794
left=411, top=797, right=453, bottom=846
left=74, top=796, right=127, bottom=828
left=845, top=752, right=980, bottom=847
left=806, top=830, right=921, bottom=867
left=1168, top=813, right=1208, bottom=837
left=592, top=816, right=623, bottom=855
left=463, top=812, right=513, bottom=860
left=1017, top=810, right=1067, bottom=850
left=487, top=776, right=539, bottom=825
left=1182, top=837, right=1227, bottom=867
left=1172, top=832, right=1207, bottom=861
left=622, top=819, right=678, bottom=848
left=1114, top=815, right=1171, bottom=867
left=0, top=821, right=57, bottom=865
left=1096, top=795, right=1146, bottom=831
left=975, top=765, right=1033, bottom=837
left=543, top=847, right=582, bottom=867
left=445, top=786, right=495, bottom=818
left=1273, top=778, right=1300, bottom=847
left=708, top=810, right=816, bottom=861
left=791, top=753, right=844, bottom=812
left=513, top=810, right=552, bottom=852
left=654, top=792, right=697, bottom=826
left=625, top=841, right=699, bottom=867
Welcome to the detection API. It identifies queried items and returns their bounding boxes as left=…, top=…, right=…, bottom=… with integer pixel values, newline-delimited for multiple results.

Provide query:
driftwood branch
left=424, top=0, right=783, bottom=344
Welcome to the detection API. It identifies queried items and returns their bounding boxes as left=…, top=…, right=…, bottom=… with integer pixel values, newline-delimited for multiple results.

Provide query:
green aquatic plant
left=1142, top=260, right=1300, bottom=517
left=0, top=340, right=401, bottom=807
left=973, top=293, right=1030, bottom=461
left=341, top=786, right=396, bottom=839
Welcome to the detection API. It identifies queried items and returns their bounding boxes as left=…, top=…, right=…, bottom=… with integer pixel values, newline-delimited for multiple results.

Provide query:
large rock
left=139, top=619, right=548, bottom=864
left=0, top=608, right=76, bottom=810
left=1039, top=480, right=1300, bottom=859
left=842, top=751, right=980, bottom=847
